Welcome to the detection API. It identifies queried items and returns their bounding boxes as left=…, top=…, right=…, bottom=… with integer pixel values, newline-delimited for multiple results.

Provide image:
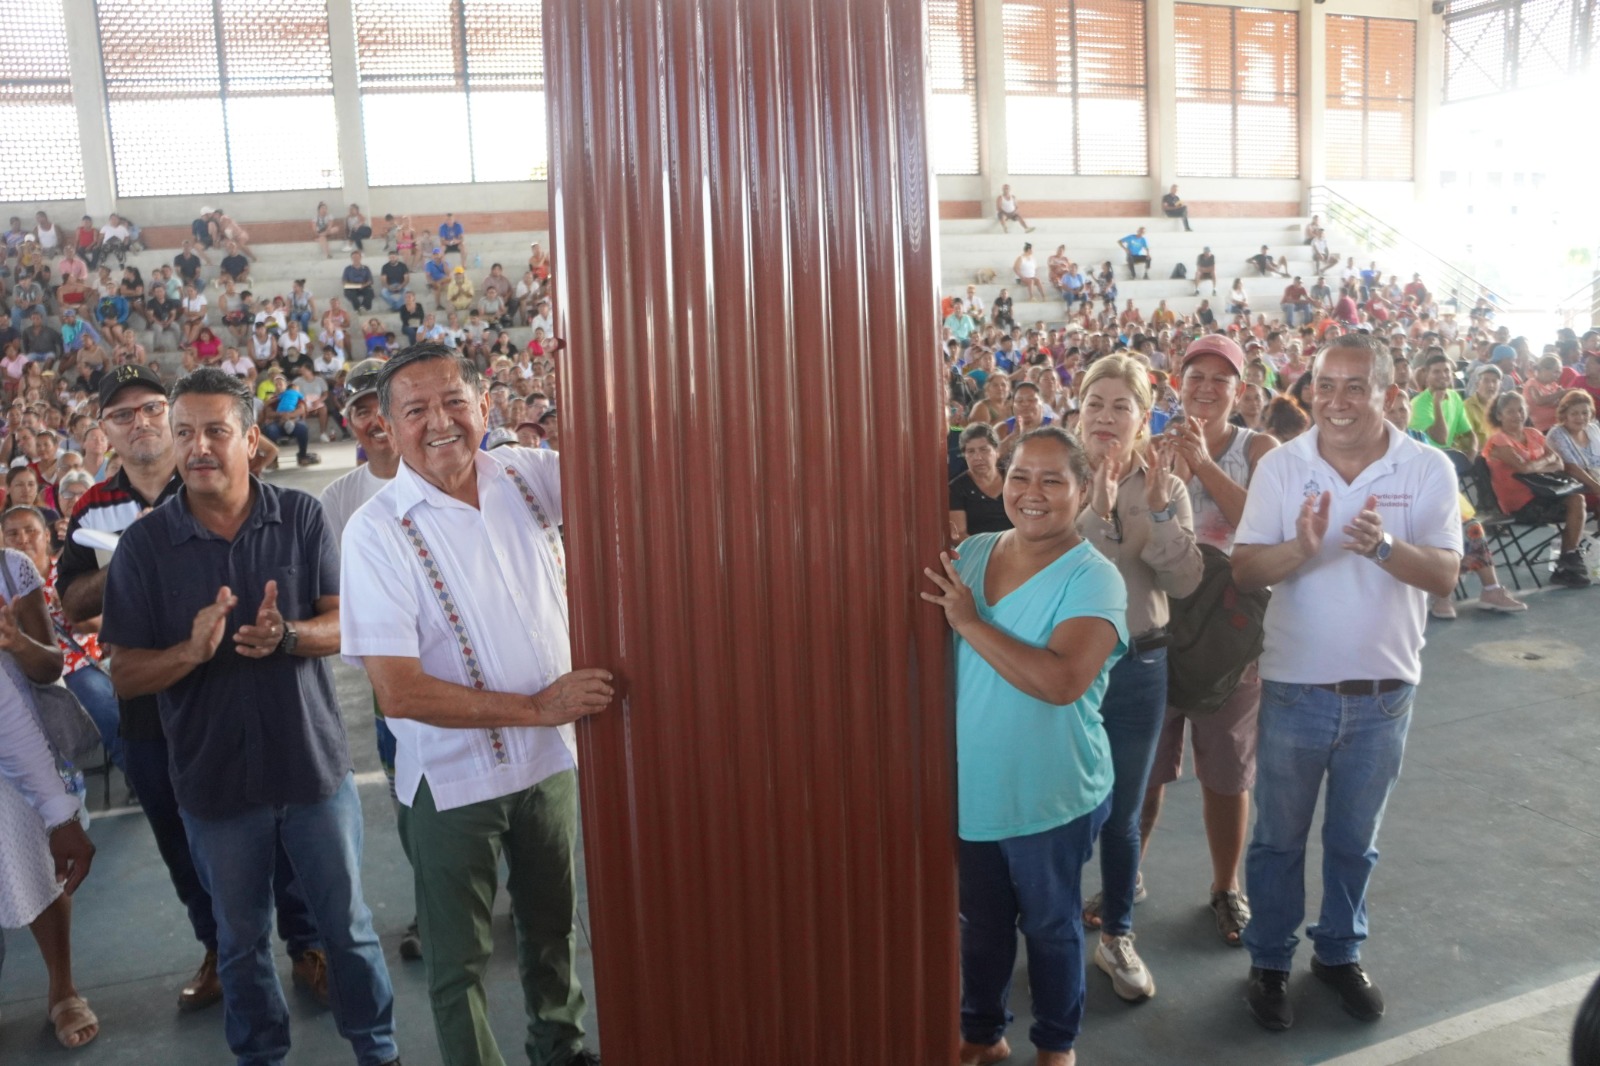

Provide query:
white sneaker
left=1095, top=933, right=1155, bottom=1001
left=1476, top=586, right=1528, bottom=612
left=1428, top=595, right=1457, bottom=620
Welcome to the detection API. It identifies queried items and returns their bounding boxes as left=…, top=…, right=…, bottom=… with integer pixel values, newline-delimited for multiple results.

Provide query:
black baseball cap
left=98, top=364, right=166, bottom=409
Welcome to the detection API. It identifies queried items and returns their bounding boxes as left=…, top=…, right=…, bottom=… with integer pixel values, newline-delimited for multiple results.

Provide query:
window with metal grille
left=97, top=0, right=341, bottom=197
left=355, top=0, right=547, bottom=187
left=1174, top=5, right=1297, bottom=179
left=0, top=0, right=85, bottom=201
left=1326, top=15, right=1415, bottom=181
left=1002, top=0, right=1148, bottom=176
left=1444, top=0, right=1594, bottom=102
left=928, top=0, right=980, bottom=175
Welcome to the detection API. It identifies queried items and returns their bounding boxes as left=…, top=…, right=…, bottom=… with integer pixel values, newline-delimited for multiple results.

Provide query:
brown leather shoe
left=291, top=948, right=331, bottom=1008
left=179, top=951, right=223, bottom=1012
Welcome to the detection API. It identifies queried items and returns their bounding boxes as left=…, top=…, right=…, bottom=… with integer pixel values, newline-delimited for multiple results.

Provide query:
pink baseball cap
left=1180, top=334, right=1245, bottom=375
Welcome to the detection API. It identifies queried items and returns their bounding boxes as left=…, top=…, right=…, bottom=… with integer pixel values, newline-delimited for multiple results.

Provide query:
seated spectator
left=262, top=370, right=321, bottom=466
left=948, top=423, right=1009, bottom=543
left=424, top=248, right=451, bottom=307
left=219, top=344, right=253, bottom=379
left=56, top=245, right=88, bottom=284
left=190, top=206, right=220, bottom=257
left=72, top=215, right=101, bottom=270
left=5, top=465, right=59, bottom=527
left=254, top=295, right=288, bottom=336
left=1409, top=351, right=1475, bottom=451
left=291, top=360, right=336, bottom=442
left=173, top=239, right=205, bottom=290
left=379, top=251, right=410, bottom=311
left=342, top=251, right=375, bottom=312
left=1227, top=278, right=1249, bottom=315
left=396, top=218, right=420, bottom=267
left=1263, top=395, right=1308, bottom=442
left=478, top=288, right=508, bottom=329
left=247, top=321, right=277, bottom=370
left=1523, top=354, right=1565, bottom=431
left=1119, top=227, right=1151, bottom=280
left=994, top=183, right=1034, bottom=233
left=1013, top=243, right=1046, bottom=300
left=991, top=288, right=1015, bottom=332
left=438, top=211, right=467, bottom=260
left=1548, top=388, right=1600, bottom=507
left=1483, top=391, right=1591, bottom=586
left=98, top=214, right=131, bottom=268
left=278, top=320, right=312, bottom=365
left=218, top=241, right=251, bottom=285
left=444, top=267, right=475, bottom=312
left=1161, top=184, right=1191, bottom=231
left=362, top=318, right=386, bottom=356
left=213, top=206, right=255, bottom=259
left=289, top=278, right=315, bottom=331
left=217, top=279, right=250, bottom=343
left=344, top=202, right=372, bottom=251
left=1279, top=277, right=1311, bottom=328
left=1248, top=245, right=1288, bottom=277
left=398, top=291, right=426, bottom=346
left=182, top=325, right=223, bottom=372
left=312, top=201, right=339, bottom=258
left=321, top=297, right=353, bottom=357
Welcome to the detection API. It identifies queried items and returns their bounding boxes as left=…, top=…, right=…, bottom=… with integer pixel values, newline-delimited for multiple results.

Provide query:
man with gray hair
left=1231, top=334, right=1461, bottom=1032
left=340, top=343, right=610, bottom=1066
left=101, top=367, right=398, bottom=1066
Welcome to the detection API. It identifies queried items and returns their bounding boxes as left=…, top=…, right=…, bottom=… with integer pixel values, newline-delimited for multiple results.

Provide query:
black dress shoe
left=1312, top=958, right=1386, bottom=1021
left=1247, top=966, right=1293, bottom=1031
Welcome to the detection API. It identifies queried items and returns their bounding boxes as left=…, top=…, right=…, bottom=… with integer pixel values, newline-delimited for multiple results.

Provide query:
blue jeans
left=379, top=288, right=408, bottom=312
left=63, top=665, right=123, bottom=773
left=1243, top=681, right=1414, bottom=972
left=123, top=733, right=321, bottom=956
left=960, top=797, right=1111, bottom=1054
left=265, top=419, right=310, bottom=459
left=1095, top=646, right=1168, bottom=936
left=182, top=772, right=396, bottom=1066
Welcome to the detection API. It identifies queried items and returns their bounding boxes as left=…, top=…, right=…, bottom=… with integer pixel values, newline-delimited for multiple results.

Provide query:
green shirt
left=1408, top=388, right=1473, bottom=449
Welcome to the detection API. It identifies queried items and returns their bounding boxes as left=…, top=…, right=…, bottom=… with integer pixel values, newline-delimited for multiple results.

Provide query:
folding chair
left=1455, top=451, right=1560, bottom=591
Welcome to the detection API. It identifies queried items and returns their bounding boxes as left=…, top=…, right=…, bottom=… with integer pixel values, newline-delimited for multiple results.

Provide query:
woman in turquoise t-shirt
left=922, top=426, right=1128, bottom=1066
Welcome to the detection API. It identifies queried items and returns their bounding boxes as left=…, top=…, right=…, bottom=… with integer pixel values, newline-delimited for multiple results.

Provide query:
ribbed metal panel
left=545, top=0, right=956, bottom=1061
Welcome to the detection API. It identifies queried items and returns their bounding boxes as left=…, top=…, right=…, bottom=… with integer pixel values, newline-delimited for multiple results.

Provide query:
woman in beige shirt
left=1073, top=353, right=1203, bottom=1004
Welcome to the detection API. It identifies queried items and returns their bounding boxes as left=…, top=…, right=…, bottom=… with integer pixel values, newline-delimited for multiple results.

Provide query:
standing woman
left=1140, top=335, right=1278, bottom=947
left=0, top=542, right=98, bottom=1048
left=1073, top=355, right=1202, bottom=1002
left=923, top=426, right=1128, bottom=1066
left=950, top=424, right=1011, bottom=544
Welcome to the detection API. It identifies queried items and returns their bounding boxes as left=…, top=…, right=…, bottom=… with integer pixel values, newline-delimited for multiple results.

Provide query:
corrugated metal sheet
left=545, top=0, right=957, bottom=1061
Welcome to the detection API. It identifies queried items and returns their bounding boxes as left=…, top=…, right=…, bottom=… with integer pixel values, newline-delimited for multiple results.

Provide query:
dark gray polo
left=101, top=478, right=349, bottom=821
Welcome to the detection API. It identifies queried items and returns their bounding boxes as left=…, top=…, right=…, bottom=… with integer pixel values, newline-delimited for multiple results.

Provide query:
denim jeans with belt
left=1243, top=680, right=1415, bottom=972
left=960, top=796, right=1111, bottom=1054
left=1095, top=645, right=1168, bottom=937
left=182, top=772, right=396, bottom=1066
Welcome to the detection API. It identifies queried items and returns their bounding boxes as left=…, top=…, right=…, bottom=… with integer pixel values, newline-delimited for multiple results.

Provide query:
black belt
left=1130, top=628, right=1169, bottom=655
left=1311, top=679, right=1406, bottom=696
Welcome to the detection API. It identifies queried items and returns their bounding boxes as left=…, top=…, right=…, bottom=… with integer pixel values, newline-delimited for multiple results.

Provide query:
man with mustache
left=55, top=366, right=317, bottom=1015
left=100, top=368, right=398, bottom=1066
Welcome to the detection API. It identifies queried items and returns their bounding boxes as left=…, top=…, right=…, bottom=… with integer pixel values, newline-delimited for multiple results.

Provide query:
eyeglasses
left=104, top=399, right=168, bottom=427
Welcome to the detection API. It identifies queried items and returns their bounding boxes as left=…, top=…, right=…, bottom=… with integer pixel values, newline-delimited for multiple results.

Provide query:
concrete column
left=1300, top=0, right=1327, bottom=207
left=61, top=0, right=116, bottom=216
left=976, top=0, right=1009, bottom=196
left=1413, top=0, right=1442, bottom=201
left=1148, top=0, right=1177, bottom=209
left=325, top=0, right=370, bottom=209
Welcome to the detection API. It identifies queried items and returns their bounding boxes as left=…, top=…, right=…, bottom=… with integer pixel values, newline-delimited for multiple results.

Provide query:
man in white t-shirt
left=1232, top=334, right=1461, bottom=1033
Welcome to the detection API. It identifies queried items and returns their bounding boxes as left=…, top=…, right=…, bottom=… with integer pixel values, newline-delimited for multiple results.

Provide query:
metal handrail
left=1306, top=185, right=1513, bottom=313
left=1552, top=276, right=1600, bottom=330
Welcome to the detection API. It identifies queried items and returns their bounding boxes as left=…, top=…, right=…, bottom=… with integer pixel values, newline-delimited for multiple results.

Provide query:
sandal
left=1083, top=873, right=1147, bottom=929
left=1211, top=889, right=1252, bottom=947
left=49, top=995, right=100, bottom=1049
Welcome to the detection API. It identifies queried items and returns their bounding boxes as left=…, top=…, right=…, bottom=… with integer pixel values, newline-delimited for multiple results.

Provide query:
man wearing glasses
left=53, top=365, right=314, bottom=1016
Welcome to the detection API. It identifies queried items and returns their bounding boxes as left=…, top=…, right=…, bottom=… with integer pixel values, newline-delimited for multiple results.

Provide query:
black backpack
left=1165, top=544, right=1270, bottom=713
left=1170, top=262, right=1188, bottom=280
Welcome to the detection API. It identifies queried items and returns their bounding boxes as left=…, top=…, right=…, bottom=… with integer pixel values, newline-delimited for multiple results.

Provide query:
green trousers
left=399, top=771, right=587, bottom=1066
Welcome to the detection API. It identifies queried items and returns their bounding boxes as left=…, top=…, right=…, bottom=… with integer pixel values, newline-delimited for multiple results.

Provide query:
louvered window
left=1174, top=5, right=1297, bottom=179
left=1326, top=15, right=1415, bottom=181
left=1444, top=0, right=1591, bottom=102
left=98, top=0, right=341, bottom=196
left=0, top=0, right=84, bottom=200
left=1002, top=0, right=1148, bottom=176
left=355, top=0, right=547, bottom=187
left=928, top=0, right=980, bottom=175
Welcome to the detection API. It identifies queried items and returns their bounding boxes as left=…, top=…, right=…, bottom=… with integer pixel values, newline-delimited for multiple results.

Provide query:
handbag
left=0, top=551, right=103, bottom=764
left=1165, top=544, right=1271, bottom=715
left=1513, top=471, right=1583, bottom=497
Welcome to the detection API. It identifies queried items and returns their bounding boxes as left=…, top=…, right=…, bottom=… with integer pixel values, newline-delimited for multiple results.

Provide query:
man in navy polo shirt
left=101, top=368, right=398, bottom=1066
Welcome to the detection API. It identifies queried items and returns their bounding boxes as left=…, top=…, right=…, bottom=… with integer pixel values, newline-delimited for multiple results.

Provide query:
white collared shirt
left=339, top=446, right=575, bottom=811
left=1236, top=423, right=1462, bottom=685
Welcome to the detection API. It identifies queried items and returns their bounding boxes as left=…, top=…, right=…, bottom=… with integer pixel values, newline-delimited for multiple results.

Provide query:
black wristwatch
left=276, top=621, right=299, bottom=656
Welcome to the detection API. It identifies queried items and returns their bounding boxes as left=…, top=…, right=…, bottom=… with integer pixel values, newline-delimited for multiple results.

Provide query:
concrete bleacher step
left=939, top=216, right=1309, bottom=236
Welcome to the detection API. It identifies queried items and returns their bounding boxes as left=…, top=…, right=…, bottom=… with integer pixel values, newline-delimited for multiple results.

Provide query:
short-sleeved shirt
left=949, top=472, right=1011, bottom=536
left=342, top=264, right=374, bottom=288
left=439, top=221, right=464, bottom=243
left=380, top=261, right=409, bottom=288
left=221, top=254, right=249, bottom=279
left=1548, top=422, right=1600, bottom=472
left=951, top=533, right=1128, bottom=841
left=1122, top=234, right=1149, bottom=256
left=1235, top=424, right=1463, bottom=685
left=1408, top=388, right=1473, bottom=448
left=99, top=480, right=348, bottom=820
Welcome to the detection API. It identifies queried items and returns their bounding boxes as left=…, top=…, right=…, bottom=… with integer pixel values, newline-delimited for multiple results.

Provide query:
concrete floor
left=2, top=443, right=1597, bottom=1065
